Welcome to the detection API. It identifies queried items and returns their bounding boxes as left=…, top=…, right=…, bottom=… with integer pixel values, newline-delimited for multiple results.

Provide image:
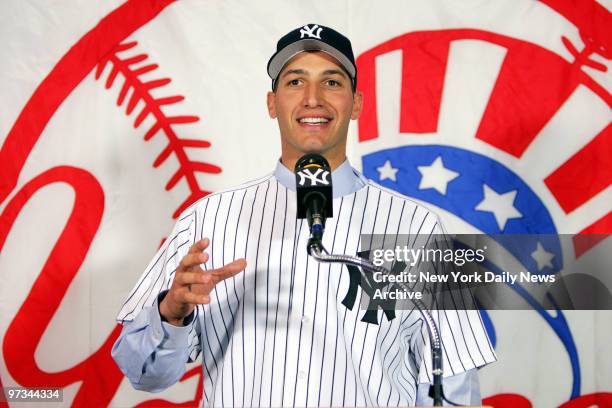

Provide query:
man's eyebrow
left=322, top=69, right=348, bottom=78
left=281, top=69, right=306, bottom=77
left=280, top=68, right=349, bottom=78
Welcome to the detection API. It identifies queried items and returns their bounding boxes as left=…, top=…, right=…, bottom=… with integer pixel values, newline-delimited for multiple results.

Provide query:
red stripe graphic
left=544, top=123, right=611, bottom=214
left=475, top=44, right=579, bottom=157
left=399, top=38, right=449, bottom=135
left=357, top=31, right=451, bottom=141
left=573, top=212, right=612, bottom=258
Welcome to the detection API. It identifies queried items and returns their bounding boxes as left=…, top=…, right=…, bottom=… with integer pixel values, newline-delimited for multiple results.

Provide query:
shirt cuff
left=153, top=290, right=194, bottom=349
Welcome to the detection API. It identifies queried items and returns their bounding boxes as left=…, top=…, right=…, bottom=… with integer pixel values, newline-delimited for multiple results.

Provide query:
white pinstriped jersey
left=117, top=161, right=496, bottom=407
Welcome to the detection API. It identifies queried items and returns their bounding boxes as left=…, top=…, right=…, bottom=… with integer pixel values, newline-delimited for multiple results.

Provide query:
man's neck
left=280, top=154, right=346, bottom=172
left=273, top=158, right=366, bottom=198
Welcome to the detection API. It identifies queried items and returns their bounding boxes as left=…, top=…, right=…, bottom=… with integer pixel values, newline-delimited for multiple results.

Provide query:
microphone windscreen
left=294, top=154, right=333, bottom=220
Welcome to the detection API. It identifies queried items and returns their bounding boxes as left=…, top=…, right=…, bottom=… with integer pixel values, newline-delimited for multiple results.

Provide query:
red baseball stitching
left=95, top=40, right=221, bottom=219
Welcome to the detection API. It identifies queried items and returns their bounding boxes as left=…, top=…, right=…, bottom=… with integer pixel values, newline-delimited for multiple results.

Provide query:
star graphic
left=531, top=242, right=554, bottom=271
left=474, top=185, right=522, bottom=231
left=377, top=160, right=399, bottom=182
left=417, top=156, right=459, bottom=195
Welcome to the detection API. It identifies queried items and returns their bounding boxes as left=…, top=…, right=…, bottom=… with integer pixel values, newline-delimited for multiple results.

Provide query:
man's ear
left=351, top=90, right=363, bottom=120
left=267, top=91, right=277, bottom=118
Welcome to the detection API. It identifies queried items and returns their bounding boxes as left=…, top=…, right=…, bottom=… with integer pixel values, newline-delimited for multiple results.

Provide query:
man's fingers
left=211, top=258, right=247, bottom=280
left=171, top=257, right=245, bottom=306
left=178, top=251, right=209, bottom=271
left=175, top=270, right=213, bottom=286
left=182, top=291, right=210, bottom=305
left=188, top=238, right=210, bottom=255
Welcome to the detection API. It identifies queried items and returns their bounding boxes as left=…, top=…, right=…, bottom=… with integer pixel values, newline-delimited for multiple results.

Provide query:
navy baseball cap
left=267, top=24, right=357, bottom=91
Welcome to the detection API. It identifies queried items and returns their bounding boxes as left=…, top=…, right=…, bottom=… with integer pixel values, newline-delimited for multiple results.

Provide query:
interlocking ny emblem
left=300, top=24, right=323, bottom=39
left=297, top=168, right=330, bottom=186
left=341, top=251, right=400, bottom=325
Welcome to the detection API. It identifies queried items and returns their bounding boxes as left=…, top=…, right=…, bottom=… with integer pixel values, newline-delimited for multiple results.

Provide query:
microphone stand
left=308, top=237, right=445, bottom=406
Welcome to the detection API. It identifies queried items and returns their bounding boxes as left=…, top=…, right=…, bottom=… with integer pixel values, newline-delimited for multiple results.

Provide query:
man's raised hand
left=159, top=238, right=246, bottom=326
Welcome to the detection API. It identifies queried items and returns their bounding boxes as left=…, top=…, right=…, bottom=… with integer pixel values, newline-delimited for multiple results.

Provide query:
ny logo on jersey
left=341, top=250, right=400, bottom=325
left=300, top=24, right=323, bottom=39
left=297, top=168, right=330, bottom=186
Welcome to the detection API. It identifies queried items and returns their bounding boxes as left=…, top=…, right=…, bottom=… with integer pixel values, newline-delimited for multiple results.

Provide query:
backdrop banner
left=1, top=1, right=610, bottom=407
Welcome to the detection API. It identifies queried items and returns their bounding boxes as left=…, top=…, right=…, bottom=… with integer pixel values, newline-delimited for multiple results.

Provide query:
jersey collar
left=274, top=158, right=366, bottom=198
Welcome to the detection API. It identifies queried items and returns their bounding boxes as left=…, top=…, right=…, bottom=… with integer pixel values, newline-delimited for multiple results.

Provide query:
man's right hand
left=159, top=238, right=247, bottom=326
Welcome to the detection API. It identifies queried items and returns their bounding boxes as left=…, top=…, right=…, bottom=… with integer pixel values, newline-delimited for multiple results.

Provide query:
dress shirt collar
left=274, top=158, right=366, bottom=198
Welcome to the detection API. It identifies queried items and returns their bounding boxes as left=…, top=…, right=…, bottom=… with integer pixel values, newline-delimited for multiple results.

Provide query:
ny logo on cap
left=300, top=24, right=323, bottom=39
left=297, top=168, right=330, bottom=186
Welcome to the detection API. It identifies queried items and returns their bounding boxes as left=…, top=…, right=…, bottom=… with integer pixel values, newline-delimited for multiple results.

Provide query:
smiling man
left=112, top=24, right=496, bottom=407
left=267, top=51, right=361, bottom=171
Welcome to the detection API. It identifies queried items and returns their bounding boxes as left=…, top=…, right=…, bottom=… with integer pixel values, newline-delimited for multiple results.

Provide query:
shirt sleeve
left=111, top=290, right=199, bottom=392
left=415, top=368, right=482, bottom=406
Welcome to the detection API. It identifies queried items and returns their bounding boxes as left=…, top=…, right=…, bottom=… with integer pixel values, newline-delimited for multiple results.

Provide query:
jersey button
left=301, top=315, right=310, bottom=324
left=297, top=370, right=307, bottom=380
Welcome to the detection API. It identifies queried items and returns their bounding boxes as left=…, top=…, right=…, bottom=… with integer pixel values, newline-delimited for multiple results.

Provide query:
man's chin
left=298, top=145, right=327, bottom=156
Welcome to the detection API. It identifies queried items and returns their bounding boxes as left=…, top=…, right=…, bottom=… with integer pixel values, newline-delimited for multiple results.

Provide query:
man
left=113, top=24, right=496, bottom=406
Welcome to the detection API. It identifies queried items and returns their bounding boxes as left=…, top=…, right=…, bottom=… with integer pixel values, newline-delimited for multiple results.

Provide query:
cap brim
left=267, top=39, right=356, bottom=80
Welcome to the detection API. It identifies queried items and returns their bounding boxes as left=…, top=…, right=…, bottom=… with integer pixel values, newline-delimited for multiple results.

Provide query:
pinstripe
left=241, top=184, right=261, bottom=407
left=267, top=183, right=287, bottom=406
left=353, top=188, right=382, bottom=407
left=291, top=239, right=312, bottom=407
left=303, top=260, right=321, bottom=406
left=206, top=196, right=233, bottom=407
left=210, top=195, right=234, bottom=335
left=386, top=349, right=402, bottom=406
left=228, top=188, right=248, bottom=405
left=339, top=187, right=368, bottom=406
left=250, top=179, right=271, bottom=406
left=440, top=295, right=466, bottom=374
left=369, top=198, right=406, bottom=401
left=343, top=186, right=374, bottom=406
left=457, top=290, right=489, bottom=364
left=360, top=194, right=393, bottom=401
left=330, top=192, right=357, bottom=405
left=446, top=289, right=477, bottom=368
left=375, top=312, right=400, bottom=404
left=257, top=180, right=278, bottom=407
left=199, top=310, right=214, bottom=404
left=218, top=192, right=235, bottom=407
left=200, top=198, right=211, bottom=271
left=316, top=196, right=345, bottom=406
left=279, top=214, right=302, bottom=406
left=117, top=169, right=497, bottom=407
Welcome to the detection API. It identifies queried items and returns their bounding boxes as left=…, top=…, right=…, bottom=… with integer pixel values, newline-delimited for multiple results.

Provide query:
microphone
left=294, top=154, right=333, bottom=248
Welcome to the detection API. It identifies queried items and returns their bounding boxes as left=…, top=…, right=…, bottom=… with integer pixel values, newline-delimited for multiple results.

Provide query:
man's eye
left=327, top=79, right=340, bottom=87
left=288, top=79, right=301, bottom=86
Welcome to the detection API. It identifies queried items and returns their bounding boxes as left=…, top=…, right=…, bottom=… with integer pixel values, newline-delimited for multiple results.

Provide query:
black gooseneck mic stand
left=295, top=153, right=446, bottom=406
left=307, top=244, right=445, bottom=406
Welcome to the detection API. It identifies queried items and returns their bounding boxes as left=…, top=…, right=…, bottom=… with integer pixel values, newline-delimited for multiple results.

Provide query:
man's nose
left=303, top=83, right=322, bottom=108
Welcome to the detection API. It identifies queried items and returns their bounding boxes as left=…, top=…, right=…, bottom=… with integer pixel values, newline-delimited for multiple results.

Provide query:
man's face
left=267, top=51, right=362, bottom=169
